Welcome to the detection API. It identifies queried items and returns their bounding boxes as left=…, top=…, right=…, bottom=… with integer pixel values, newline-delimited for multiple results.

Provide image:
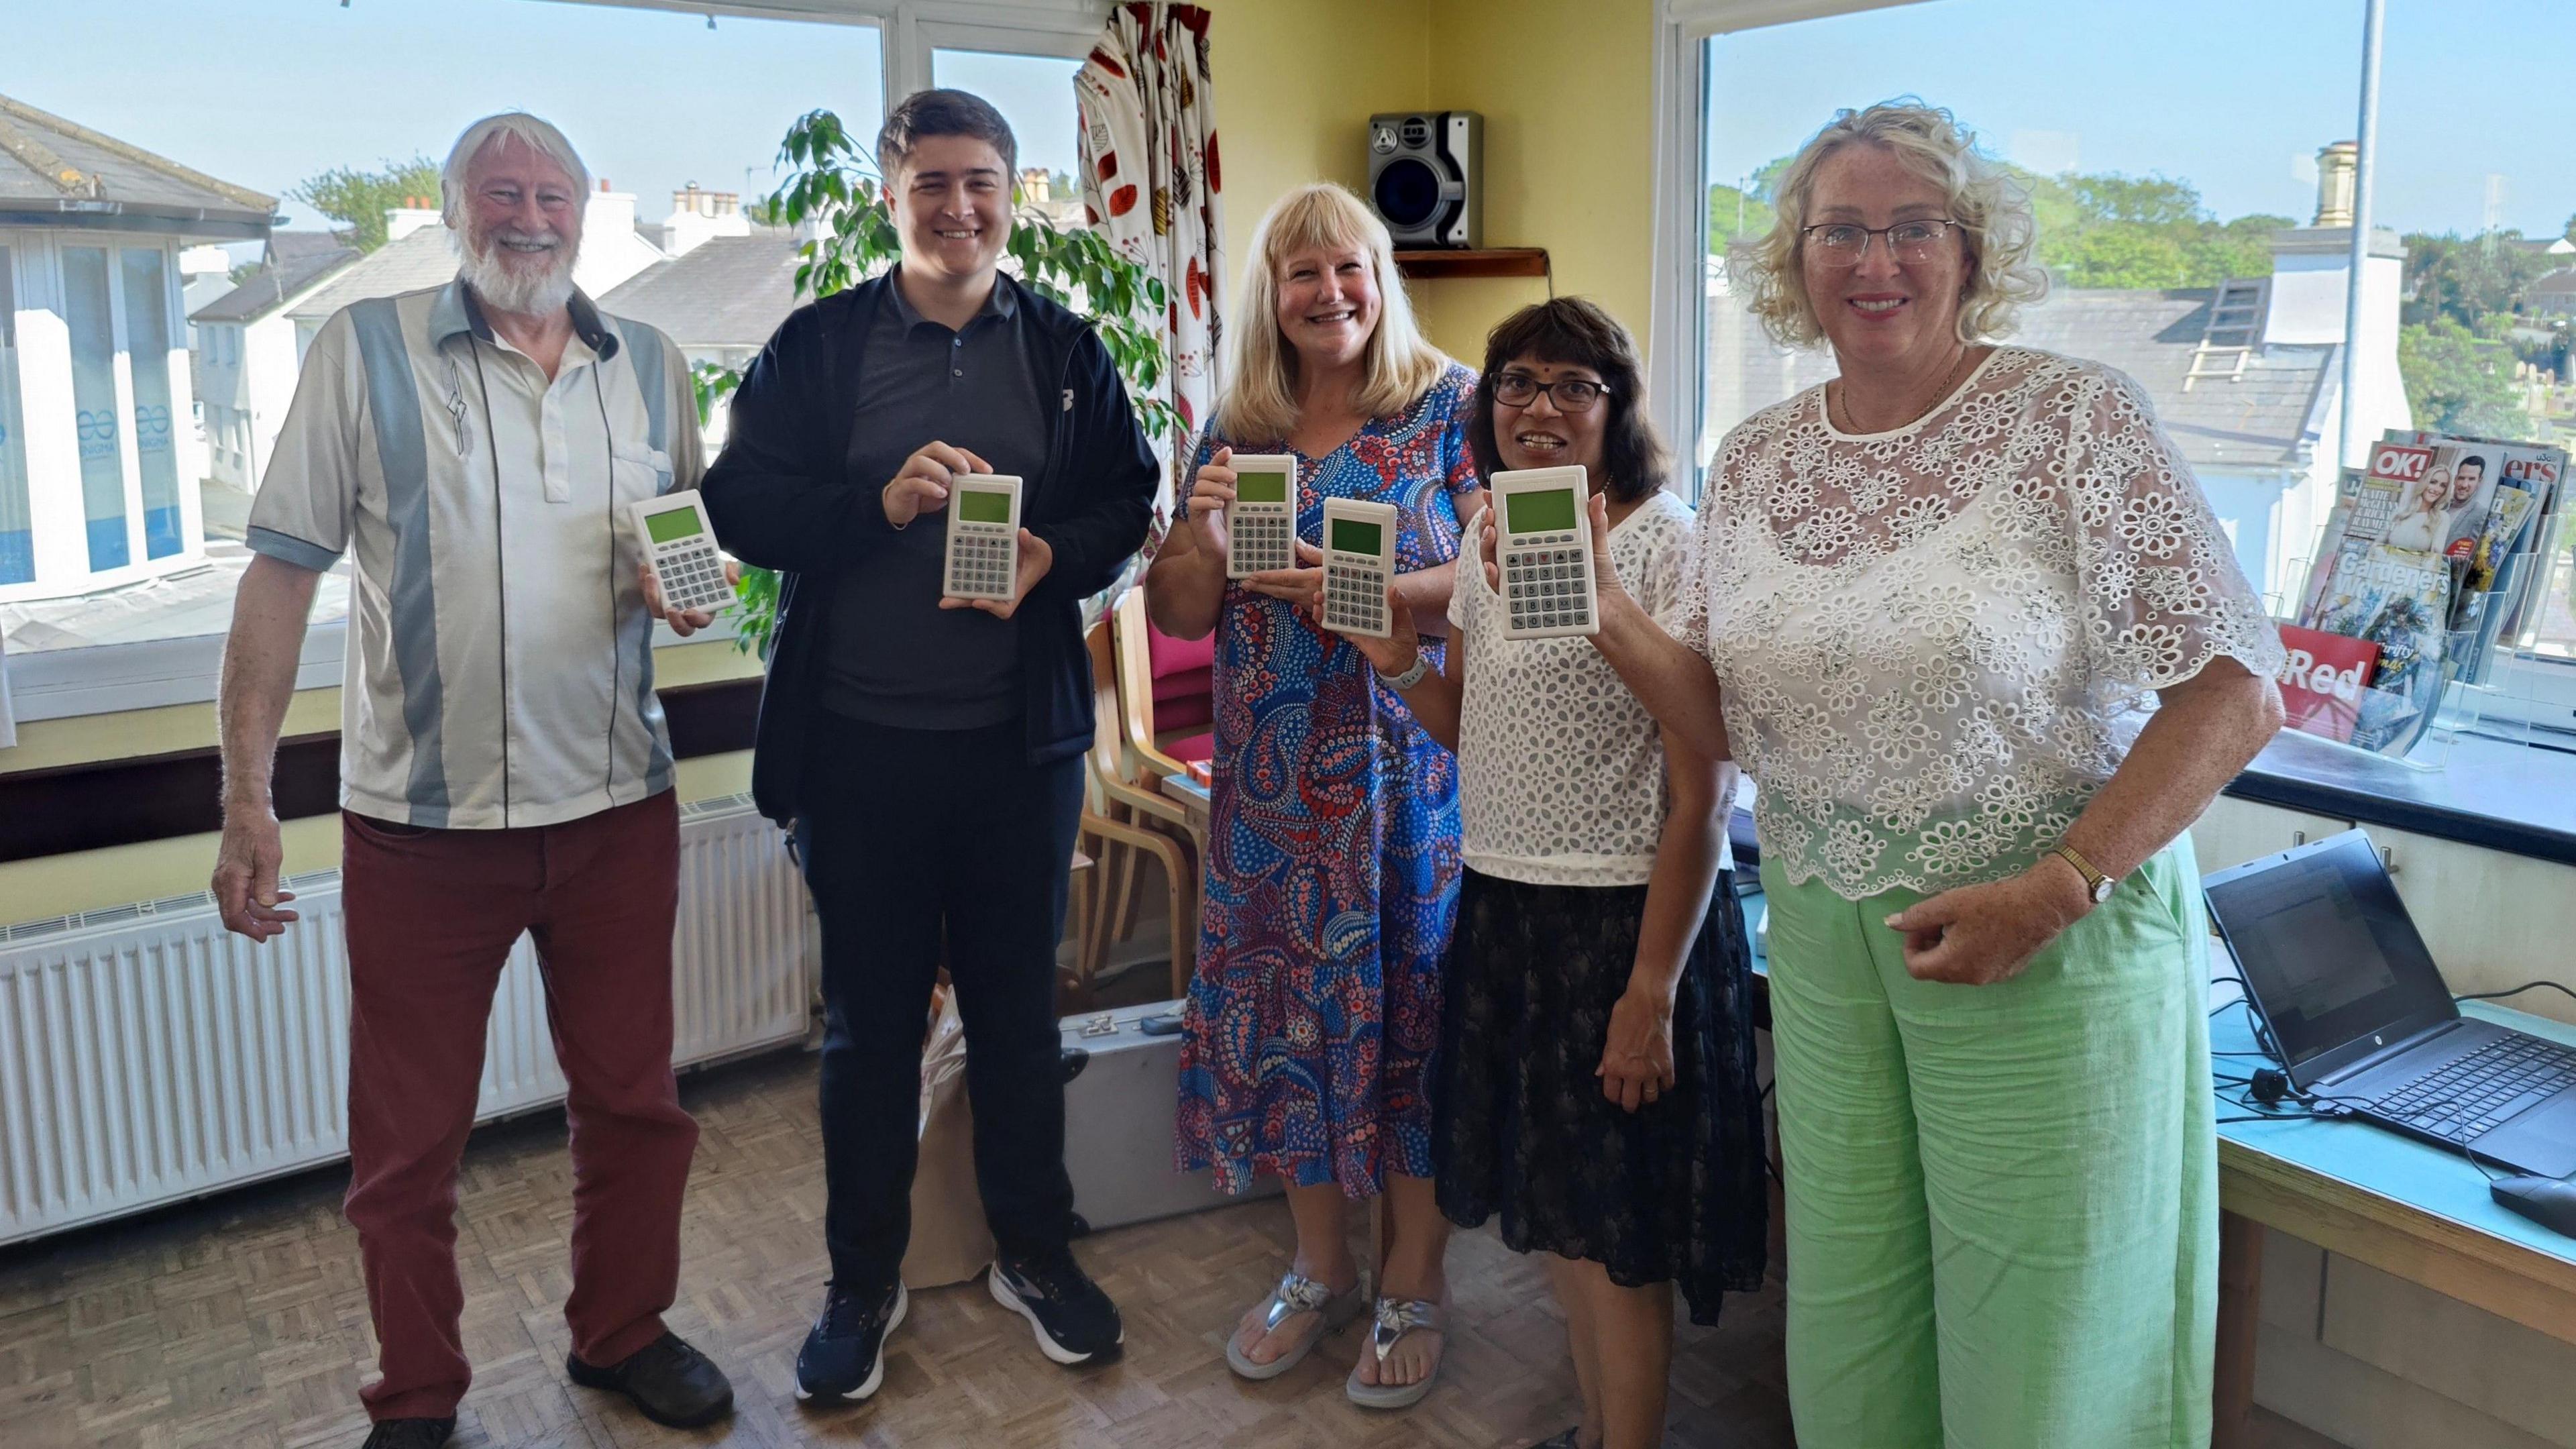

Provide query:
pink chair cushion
left=1162, top=731, right=1215, bottom=765
left=1146, top=624, right=1214, bottom=680
left=1157, top=697, right=1213, bottom=733
left=1145, top=617, right=1214, bottom=734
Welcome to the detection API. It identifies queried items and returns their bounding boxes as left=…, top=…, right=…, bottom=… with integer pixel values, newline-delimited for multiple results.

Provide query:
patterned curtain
left=1076, top=3, right=1225, bottom=492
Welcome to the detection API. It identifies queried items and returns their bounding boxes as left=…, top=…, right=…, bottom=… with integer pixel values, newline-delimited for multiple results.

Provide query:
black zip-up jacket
left=701, top=274, right=1157, bottom=824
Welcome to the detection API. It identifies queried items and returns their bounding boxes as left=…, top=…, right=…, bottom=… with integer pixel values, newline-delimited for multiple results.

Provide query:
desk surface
left=2213, top=993, right=2576, bottom=1340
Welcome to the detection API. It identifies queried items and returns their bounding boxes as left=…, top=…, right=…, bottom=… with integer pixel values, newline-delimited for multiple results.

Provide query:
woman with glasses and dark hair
left=1344, top=297, right=1766, bottom=1449
left=1491, top=103, right=2285, bottom=1448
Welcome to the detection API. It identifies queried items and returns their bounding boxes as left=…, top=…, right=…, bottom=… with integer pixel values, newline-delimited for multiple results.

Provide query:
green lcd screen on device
left=646, top=507, right=702, bottom=544
left=1236, top=470, right=1289, bottom=504
left=1507, top=488, right=1578, bottom=534
left=1331, top=518, right=1383, bottom=555
left=959, top=490, right=1012, bottom=524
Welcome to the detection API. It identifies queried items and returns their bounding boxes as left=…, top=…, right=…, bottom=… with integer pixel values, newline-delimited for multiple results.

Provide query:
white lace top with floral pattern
left=1452, top=489, right=1721, bottom=888
left=1678, top=346, right=2285, bottom=900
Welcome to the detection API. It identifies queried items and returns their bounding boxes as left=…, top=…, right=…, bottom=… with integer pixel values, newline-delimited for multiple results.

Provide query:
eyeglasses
left=1493, top=373, right=1609, bottom=412
left=1800, top=219, right=1960, bottom=266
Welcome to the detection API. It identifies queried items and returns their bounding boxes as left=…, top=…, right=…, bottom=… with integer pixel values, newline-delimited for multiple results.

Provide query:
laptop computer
left=2202, top=829, right=2576, bottom=1180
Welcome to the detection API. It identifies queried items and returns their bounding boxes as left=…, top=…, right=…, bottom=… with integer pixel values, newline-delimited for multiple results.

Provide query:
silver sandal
left=1224, top=1271, right=1364, bottom=1381
left=1344, top=1296, right=1445, bottom=1409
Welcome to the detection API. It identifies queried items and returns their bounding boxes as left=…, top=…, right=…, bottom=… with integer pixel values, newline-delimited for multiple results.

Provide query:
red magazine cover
left=2276, top=625, right=2381, bottom=744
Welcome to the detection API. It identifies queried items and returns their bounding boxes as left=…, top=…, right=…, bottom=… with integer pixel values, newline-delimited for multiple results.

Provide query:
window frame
left=3, top=0, right=1106, bottom=727
left=1644, top=1, right=1937, bottom=498
left=1647, top=0, right=2576, bottom=749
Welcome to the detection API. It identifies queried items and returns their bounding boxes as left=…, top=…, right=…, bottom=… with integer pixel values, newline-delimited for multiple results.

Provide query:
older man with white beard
left=211, top=113, right=732, bottom=1449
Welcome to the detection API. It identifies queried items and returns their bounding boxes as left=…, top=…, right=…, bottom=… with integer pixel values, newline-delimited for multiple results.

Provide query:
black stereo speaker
left=1367, top=111, right=1482, bottom=249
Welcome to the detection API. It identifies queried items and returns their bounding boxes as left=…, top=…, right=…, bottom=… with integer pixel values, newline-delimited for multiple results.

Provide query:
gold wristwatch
left=2047, top=842, right=2117, bottom=905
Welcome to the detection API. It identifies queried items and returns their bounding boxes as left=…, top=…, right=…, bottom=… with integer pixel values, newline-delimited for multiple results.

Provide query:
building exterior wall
left=0, top=227, right=209, bottom=603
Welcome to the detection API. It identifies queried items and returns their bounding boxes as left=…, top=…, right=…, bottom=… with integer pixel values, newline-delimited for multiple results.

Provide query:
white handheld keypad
left=1320, top=498, right=1399, bottom=639
left=1224, top=453, right=1299, bottom=579
left=628, top=490, right=735, bottom=616
left=943, top=474, right=1023, bottom=603
left=1492, top=466, right=1599, bottom=639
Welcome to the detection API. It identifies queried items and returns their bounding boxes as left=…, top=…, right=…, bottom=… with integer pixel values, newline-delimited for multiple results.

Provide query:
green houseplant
left=696, top=109, right=1181, bottom=658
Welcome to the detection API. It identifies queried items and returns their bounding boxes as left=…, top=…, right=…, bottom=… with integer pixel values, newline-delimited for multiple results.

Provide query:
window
left=934, top=46, right=1089, bottom=231
left=0, top=245, right=28, bottom=586
left=1656, top=0, right=2576, bottom=684
left=1, top=0, right=1103, bottom=722
left=122, top=250, right=186, bottom=561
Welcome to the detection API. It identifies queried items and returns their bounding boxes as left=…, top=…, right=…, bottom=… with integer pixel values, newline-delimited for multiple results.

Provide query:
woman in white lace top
left=1514, top=104, right=2288, bottom=1448
left=1348, top=300, right=1766, bottom=1449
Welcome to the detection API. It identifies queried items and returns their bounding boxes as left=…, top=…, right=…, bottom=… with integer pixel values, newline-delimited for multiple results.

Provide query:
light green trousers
left=1762, top=838, right=2216, bottom=1449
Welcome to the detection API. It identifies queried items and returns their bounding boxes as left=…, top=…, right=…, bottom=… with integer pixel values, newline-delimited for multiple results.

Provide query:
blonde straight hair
left=1210, top=183, right=1450, bottom=443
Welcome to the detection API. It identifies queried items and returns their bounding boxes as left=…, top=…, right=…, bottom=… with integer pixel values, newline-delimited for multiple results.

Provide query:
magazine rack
left=2276, top=543, right=2556, bottom=771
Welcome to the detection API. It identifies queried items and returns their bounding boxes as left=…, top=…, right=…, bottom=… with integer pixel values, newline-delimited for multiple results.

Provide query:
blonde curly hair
left=1729, top=99, right=2048, bottom=348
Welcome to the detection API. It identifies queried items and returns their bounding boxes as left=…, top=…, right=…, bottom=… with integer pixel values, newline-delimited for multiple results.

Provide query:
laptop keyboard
left=2372, top=1034, right=2576, bottom=1142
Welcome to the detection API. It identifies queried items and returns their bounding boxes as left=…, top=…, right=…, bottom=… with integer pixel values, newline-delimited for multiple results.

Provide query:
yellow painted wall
left=1421, top=0, right=1658, bottom=358
left=1197, top=0, right=1658, bottom=364
left=1199, top=0, right=1431, bottom=317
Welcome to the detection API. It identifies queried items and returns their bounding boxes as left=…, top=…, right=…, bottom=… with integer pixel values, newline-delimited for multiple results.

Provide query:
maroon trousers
left=339, top=792, right=698, bottom=1422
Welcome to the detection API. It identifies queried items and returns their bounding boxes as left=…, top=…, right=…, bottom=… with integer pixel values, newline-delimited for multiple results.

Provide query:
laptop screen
left=2204, top=833, right=2455, bottom=1073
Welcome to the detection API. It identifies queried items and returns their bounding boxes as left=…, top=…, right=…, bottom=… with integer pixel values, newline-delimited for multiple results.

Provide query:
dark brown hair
left=875, top=89, right=1018, bottom=180
left=1469, top=297, right=1669, bottom=503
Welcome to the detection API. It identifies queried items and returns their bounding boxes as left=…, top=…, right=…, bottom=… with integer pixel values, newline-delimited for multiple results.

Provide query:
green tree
left=2398, top=316, right=2528, bottom=437
left=2017, top=167, right=2286, bottom=290
left=290, top=156, right=443, bottom=252
left=1746, top=154, right=1794, bottom=206
left=1706, top=180, right=1776, bottom=250
left=2402, top=231, right=2559, bottom=330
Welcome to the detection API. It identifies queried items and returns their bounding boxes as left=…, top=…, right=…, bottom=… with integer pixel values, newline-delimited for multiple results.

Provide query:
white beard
left=458, top=224, right=578, bottom=317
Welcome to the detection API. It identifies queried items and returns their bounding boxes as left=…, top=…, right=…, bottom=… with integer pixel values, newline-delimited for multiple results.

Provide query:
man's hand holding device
left=884, top=441, right=991, bottom=529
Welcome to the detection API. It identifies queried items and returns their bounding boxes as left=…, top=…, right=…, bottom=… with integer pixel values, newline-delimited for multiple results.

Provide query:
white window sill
left=5, top=613, right=746, bottom=727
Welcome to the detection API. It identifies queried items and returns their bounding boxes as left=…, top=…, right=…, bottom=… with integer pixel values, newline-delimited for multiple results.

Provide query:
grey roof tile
left=191, top=245, right=362, bottom=324
left=286, top=227, right=463, bottom=320
left=268, top=229, right=351, bottom=266
left=1704, top=282, right=2335, bottom=472
left=0, top=92, right=273, bottom=233
left=596, top=232, right=803, bottom=350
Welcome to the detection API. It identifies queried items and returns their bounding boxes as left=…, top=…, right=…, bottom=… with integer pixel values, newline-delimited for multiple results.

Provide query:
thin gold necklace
left=1830, top=347, right=1980, bottom=435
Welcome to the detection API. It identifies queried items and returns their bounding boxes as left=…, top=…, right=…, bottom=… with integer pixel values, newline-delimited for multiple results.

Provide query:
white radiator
left=0, top=794, right=812, bottom=1244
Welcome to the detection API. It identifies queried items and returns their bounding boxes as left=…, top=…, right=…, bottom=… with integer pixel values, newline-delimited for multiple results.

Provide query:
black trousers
left=797, top=713, right=1084, bottom=1295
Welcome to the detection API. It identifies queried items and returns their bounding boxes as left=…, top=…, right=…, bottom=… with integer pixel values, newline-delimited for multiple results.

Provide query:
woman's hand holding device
left=1344, top=584, right=1423, bottom=677
left=1189, top=447, right=1237, bottom=550
left=1244, top=538, right=1325, bottom=615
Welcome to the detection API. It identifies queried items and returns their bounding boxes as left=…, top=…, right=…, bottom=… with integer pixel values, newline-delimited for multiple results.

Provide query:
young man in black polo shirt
left=700, top=89, right=1157, bottom=1401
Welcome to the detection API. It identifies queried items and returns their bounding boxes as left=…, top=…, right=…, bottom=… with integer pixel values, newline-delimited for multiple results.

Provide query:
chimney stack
left=384, top=196, right=443, bottom=241
left=2315, top=141, right=2359, bottom=228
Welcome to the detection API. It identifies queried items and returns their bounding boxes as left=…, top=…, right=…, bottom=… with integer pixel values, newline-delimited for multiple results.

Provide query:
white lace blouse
left=1452, top=490, right=1725, bottom=887
left=1679, top=347, right=2285, bottom=900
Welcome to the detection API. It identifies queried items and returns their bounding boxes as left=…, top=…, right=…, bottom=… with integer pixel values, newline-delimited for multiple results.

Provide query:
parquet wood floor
left=0, top=1047, right=2341, bottom=1449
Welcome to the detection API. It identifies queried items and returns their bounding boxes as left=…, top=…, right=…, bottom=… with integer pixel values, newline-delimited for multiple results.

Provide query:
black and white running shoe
left=794, top=1281, right=908, bottom=1402
left=989, top=1251, right=1123, bottom=1365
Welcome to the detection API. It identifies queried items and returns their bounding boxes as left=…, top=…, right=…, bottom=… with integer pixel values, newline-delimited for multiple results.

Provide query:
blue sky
left=1709, top=0, right=2576, bottom=238
left=4, top=1, right=2566, bottom=241
left=2, top=0, right=1079, bottom=235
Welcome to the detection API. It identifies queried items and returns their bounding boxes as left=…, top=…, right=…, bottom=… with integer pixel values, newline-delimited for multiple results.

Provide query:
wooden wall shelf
left=1393, top=248, right=1549, bottom=280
